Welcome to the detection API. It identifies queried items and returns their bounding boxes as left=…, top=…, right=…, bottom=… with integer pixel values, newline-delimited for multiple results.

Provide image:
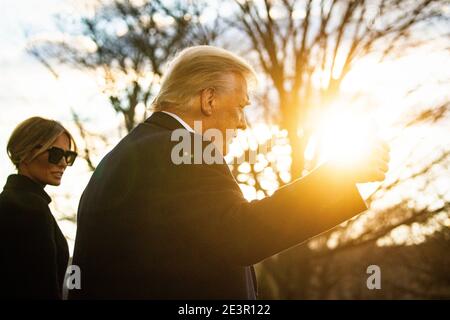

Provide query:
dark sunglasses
left=36, top=146, right=77, bottom=166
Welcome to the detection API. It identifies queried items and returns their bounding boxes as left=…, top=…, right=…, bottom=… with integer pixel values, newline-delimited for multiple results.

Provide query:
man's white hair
left=151, top=45, right=257, bottom=112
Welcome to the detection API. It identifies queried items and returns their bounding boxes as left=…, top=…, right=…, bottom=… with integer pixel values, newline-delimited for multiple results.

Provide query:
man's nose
left=237, top=114, right=248, bottom=130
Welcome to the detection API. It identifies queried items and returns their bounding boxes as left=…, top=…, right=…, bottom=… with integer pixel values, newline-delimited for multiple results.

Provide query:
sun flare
left=307, top=108, right=378, bottom=167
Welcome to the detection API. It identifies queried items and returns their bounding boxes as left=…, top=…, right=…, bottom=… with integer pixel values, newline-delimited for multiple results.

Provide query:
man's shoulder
left=119, top=123, right=225, bottom=165
left=93, top=122, right=236, bottom=186
left=101, top=123, right=178, bottom=162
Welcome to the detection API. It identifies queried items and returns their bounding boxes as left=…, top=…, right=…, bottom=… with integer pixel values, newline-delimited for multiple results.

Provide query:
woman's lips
left=52, top=172, right=64, bottom=179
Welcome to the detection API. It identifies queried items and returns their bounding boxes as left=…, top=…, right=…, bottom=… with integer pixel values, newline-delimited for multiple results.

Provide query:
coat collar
left=144, top=111, right=188, bottom=132
left=3, top=174, right=51, bottom=204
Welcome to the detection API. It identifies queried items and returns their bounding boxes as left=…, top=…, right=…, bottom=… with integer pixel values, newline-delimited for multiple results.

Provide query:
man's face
left=203, top=73, right=249, bottom=155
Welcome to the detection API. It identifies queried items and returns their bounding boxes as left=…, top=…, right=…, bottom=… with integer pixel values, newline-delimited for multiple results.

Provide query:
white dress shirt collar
left=160, top=111, right=195, bottom=133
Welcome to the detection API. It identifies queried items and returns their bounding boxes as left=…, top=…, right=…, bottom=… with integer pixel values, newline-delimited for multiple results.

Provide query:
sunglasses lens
left=66, top=152, right=77, bottom=166
left=48, top=148, right=64, bottom=165
left=47, top=147, right=77, bottom=166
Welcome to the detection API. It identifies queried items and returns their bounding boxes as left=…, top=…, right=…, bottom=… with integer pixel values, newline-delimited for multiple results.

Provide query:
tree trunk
left=280, top=93, right=308, bottom=180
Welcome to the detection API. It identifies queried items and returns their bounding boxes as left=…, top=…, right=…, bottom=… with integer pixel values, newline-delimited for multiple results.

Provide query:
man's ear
left=200, top=88, right=216, bottom=116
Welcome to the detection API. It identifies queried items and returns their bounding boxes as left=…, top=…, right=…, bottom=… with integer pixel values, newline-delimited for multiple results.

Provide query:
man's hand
left=326, top=139, right=390, bottom=183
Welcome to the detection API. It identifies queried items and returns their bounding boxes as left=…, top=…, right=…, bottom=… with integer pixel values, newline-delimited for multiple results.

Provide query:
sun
left=304, top=105, right=388, bottom=199
left=306, top=107, right=379, bottom=169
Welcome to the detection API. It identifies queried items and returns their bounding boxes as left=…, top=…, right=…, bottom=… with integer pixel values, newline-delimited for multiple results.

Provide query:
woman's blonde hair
left=151, top=45, right=257, bottom=112
left=7, top=117, right=77, bottom=168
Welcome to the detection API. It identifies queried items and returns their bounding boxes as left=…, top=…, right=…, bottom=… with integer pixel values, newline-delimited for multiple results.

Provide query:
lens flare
left=316, top=110, right=377, bottom=167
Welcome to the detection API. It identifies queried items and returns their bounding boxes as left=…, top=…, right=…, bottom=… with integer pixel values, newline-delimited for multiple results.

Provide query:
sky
left=1, top=0, right=449, bottom=253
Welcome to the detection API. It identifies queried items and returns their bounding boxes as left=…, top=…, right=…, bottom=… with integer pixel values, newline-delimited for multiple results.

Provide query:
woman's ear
left=17, top=161, right=28, bottom=175
left=200, top=88, right=216, bottom=116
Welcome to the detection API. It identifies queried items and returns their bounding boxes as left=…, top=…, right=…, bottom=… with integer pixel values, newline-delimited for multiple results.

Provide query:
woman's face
left=20, top=133, right=71, bottom=186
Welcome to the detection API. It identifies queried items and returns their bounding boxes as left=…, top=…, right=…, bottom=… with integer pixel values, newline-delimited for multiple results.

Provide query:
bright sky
left=1, top=0, right=449, bottom=253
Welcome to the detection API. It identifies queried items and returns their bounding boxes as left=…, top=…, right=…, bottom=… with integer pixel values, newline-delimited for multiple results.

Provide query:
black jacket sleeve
left=1, top=199, right=61, bottom=299
left=166, top=161, right=367, bottom=266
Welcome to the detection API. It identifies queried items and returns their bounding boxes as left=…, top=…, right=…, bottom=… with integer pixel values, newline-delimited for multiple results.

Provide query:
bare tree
left=28, top=0, right=217, bottom=168
left=221, top=0, right=449, bottom=298
left=227, top=0, right=448, bottom=178
left=255, top=101, right=450, bottom=298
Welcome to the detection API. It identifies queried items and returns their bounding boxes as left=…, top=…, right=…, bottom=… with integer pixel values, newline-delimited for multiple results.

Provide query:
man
left=69, top=46, right=389, bottom=299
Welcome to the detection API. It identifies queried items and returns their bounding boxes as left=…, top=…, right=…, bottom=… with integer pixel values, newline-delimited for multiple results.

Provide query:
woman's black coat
left=0, top=174, right=69, bottom=299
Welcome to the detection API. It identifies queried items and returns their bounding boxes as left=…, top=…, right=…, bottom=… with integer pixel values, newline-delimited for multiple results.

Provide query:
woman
left=0, top=117, right=77, bottom=299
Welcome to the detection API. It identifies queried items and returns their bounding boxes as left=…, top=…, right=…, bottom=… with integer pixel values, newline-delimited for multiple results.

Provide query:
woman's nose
left=58, top=157, right=68, bottom=167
